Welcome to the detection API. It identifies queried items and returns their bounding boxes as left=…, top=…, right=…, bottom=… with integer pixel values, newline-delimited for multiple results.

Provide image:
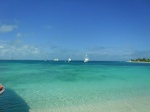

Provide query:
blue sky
left=0, top=0, right=150, bottom=60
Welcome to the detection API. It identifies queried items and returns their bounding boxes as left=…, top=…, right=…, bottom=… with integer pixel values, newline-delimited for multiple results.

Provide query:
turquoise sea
left=0, top=60, right=150, bottom=112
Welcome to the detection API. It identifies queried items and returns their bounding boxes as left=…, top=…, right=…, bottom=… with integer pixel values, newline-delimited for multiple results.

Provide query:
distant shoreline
left=127, top=61, right=150, bottom=63
left=128, top=58, right=150, bottom=63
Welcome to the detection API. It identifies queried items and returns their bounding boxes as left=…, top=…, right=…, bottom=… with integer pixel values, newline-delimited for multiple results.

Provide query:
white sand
left=127, top=61, right=150, bottom=63
left=30, top=95, right=150, bottom=112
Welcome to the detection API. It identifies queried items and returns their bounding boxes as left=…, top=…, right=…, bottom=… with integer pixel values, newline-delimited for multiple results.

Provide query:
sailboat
left=68, top=58, right=71, bottom=62
left=53, top=58, right=59, bottom=61
left=84, top=55, right=89, bottom=63
left=44, top=56, right=47, bottom=61
left=11, top=53, right=14, bottom=60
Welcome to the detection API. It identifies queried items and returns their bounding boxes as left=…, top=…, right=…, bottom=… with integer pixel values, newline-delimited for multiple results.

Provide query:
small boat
left=68, top=58, right=71, bottom=62
left=84, top=55, right=89, bottom=63
left=53, top=58, right=59, bottom=61
left=0, top=84, right=5, bottom=95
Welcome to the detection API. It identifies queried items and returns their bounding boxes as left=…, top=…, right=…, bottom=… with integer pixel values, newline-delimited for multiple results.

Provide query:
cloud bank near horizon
left=1, top=39, right=149, bottom=61
left=0, top=24, right=18, bottom=33
left=0, top=40, right=41, bottom=60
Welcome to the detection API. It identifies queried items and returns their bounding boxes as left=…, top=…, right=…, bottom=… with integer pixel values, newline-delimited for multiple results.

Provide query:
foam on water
left=0, top=61, right=150, bottom=111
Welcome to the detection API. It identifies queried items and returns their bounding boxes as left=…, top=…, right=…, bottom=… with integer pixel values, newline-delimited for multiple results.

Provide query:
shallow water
left=0, top=60, right=150, bottom=111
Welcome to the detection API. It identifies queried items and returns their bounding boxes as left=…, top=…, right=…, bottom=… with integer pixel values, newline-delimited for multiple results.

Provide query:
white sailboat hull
left=84, top=55, right=89, bottom=62
left=68, top=58, right=71, bottom=62
left=84, top=58, right=89, bottom=63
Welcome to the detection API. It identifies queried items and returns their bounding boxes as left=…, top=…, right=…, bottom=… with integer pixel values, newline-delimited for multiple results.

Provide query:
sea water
left=0, top=60, right=150, bottom=112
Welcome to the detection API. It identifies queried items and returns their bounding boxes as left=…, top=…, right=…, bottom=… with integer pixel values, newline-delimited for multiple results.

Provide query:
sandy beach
left=127, top=61, right=150, bottom=63
left=30, top=95, right=150, bottom=112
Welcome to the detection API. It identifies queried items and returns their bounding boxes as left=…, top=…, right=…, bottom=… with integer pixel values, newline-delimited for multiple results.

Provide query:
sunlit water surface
left=0, top=60, right=150, bottom=112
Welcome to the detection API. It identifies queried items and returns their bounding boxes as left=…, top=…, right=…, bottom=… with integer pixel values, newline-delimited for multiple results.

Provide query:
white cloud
left=0, top=24, right=18, bottom=33
left=0, top=45, right=4, bottom=48
left=15, top=45, right=41, bottom=55
left=0, top=41, right=41, bottom=59
left=16, top=33, right=21, bottom=37
left=65, top=46, right=139, bottom=61
left=1, top=40, right=149, bottom=60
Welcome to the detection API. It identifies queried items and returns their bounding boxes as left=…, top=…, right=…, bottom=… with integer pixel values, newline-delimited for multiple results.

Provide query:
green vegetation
left=131, top=58, right=150, bottom=62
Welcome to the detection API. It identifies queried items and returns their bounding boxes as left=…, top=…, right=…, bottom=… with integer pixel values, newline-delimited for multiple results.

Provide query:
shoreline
left=127, top=61, right=150, bottom=63
left=30, top=95, right=150, bottom=112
